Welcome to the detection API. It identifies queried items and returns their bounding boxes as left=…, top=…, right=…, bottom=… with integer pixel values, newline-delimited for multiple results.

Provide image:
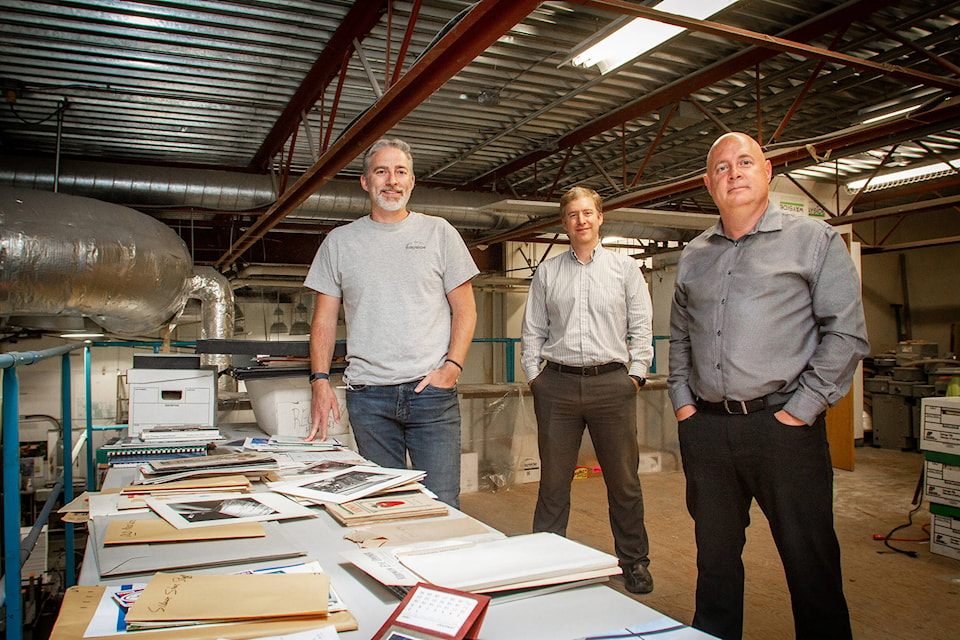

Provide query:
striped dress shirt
left=521, top=244, right=653, bottom=382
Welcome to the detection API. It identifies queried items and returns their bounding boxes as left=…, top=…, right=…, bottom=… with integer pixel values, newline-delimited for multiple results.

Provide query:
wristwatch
left=629, top=375, right=646, bottom=388
left=309, top=372, right=330, bottom=383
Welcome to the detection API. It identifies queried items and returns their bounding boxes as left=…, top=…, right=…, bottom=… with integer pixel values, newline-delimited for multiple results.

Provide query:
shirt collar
left=568, top=241, right=602, bottom=264
left=708, top=200, right=782, bottom=240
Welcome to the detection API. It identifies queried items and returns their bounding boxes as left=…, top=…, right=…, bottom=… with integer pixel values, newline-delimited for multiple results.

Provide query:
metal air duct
left=0, top=187, right=234, bottom=354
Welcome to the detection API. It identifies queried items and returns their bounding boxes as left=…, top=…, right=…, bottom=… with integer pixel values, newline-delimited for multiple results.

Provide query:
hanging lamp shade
left=289, top=301, right=311, bottom=336
left=269, top=304, right=288, bottom=335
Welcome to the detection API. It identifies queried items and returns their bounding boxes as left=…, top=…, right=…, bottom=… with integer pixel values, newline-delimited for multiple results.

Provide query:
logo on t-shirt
left=405, top=241, right=426, bottom=250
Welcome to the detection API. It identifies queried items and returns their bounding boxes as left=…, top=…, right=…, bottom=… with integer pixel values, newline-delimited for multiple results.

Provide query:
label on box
left=921, top=397, right=960, bottom=454
left=924, top=458, right=960, bottom=509
left=931, top=512, right=960, bottom=561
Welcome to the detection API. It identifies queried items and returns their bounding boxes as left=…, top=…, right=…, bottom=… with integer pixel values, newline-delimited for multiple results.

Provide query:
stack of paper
left=117, top=475, right=252, bottom=510
left=343, top=532, right=621, bottom=594
left=49, top=584, right=359, bottom=639
left=123, top=572, right=330, bottom=630
left=325, top=491, right=448, bottom=526
left=139, top=425, right=223, bottom=442
left=138, top=451, right=278, bottom=484
left=243, top=436, right=343, bottom=452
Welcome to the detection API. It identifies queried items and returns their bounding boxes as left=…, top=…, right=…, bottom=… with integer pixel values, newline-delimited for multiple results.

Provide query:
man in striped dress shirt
left=521, top=185, right=655, bottom=594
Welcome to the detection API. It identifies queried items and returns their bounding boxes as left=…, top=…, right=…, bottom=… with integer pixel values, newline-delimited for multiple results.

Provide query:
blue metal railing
left=2, top=343, right=86, bottom=638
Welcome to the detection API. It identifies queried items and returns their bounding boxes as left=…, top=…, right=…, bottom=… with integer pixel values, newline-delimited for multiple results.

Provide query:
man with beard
left=304, top=138, right=479, bottom=508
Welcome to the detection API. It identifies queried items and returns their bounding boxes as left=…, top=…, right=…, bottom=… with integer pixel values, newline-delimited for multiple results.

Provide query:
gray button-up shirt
left=521, top=244, right=653, bottom=382
left=667, top=203, right=869, bottom=425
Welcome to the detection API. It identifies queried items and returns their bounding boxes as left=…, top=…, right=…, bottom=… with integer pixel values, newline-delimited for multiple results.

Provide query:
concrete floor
left=460, top=445, right=960, bottom=639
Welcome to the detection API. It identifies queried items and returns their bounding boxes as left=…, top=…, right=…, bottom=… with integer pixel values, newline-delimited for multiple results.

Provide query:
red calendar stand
left=371, top=582, right=491, bottom=640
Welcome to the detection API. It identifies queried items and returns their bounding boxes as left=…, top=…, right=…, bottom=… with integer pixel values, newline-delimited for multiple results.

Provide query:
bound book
left=326, top=491, right=448, bottom=527
left=97, top=439, right=207, bottom=467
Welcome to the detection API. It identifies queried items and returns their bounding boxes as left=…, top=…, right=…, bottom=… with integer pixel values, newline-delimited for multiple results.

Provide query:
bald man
left=667, top=132, right=869, bottom=640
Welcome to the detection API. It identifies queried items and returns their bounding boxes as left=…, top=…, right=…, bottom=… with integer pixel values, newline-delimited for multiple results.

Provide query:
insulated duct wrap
left=0, top=186, right=194, bottom=335
left=185, top=267, right=234, bottom=385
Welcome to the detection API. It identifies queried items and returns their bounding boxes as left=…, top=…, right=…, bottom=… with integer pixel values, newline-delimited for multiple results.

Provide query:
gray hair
left=362, top=138, right=414, bottom=175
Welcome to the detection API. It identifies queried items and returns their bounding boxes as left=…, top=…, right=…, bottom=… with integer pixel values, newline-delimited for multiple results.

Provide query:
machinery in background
left=864, top=341, right=959, bottom=451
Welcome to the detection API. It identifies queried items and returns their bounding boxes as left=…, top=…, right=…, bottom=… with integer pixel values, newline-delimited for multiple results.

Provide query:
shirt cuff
left=627, top=366, right=648, bottom=379
left=782, top=388, right=826, bottom=426
left=669, top=386, right=697, bottom=413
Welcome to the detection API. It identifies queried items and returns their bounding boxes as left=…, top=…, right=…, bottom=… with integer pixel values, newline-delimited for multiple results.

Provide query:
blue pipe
left=2, top=366, right=22, bottom=633
left=1, top=342, right=85, bottom=637
left=63, top=353, right=76, bottom=586
left=84, top=347, right=94, bottom=492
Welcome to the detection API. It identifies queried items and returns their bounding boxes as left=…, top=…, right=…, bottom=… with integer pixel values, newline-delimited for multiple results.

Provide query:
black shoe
left=623, top=563, right=654, bottom=594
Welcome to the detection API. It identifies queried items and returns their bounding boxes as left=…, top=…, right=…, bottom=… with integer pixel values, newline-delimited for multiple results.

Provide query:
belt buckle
left=723, top=400, right=749, bottom=415
left=585, top=365, right=598, bottom=376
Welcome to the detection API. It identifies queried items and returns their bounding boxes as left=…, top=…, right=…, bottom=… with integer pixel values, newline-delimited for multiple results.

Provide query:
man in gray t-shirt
left=303, top=138, right=479, bottom=507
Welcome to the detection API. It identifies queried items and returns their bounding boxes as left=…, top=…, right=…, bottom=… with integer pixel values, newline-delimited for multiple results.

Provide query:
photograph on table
left=146, top=491, right=316, bottom=529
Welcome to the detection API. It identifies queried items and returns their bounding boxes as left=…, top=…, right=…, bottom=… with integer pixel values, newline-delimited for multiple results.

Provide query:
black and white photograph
left=268, top=466, right=426, bottom=504
left=146, top=492, right=316, bottom=529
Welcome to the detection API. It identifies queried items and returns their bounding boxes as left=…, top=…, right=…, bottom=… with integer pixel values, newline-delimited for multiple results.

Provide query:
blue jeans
left=345, top=381, right=462, bottom=508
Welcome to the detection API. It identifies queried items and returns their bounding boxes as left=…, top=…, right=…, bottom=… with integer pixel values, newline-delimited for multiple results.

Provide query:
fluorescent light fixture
left=59, top=332, right=104, bottom=339
left=847, top=159, right=960, bottom=192
left=860, top=104, right=922, bottom=125
left=571, top=0, right=740, bottom=74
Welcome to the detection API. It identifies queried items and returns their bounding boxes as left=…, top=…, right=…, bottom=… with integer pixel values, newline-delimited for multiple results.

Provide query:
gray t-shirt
left=304, top=211, right=479, bottom=385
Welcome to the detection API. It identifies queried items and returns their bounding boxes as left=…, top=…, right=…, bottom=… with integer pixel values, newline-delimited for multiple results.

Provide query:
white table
left=80, top=467, right=713, bottom=639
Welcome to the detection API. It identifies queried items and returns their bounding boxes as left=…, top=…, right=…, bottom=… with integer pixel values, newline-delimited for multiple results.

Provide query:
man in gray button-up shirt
left=668, top=132, right=869, bottom=640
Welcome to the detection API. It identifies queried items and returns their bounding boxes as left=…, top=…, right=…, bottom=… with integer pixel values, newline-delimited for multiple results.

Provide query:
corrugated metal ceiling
left=2, top=0, right=959, bottom=269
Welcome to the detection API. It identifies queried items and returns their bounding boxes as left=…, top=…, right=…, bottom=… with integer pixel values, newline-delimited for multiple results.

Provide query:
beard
left=374, top=190, right=410, bottom=212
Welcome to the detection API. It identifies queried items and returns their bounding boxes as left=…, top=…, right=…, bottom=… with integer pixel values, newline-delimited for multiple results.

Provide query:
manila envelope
left=103, top=517, right=266, bottom=545
left=125, top=571, right=329, bottom=625
left=89, top=517, right=306, bottom=578
left=48, top=585, right=358, bottom=639
left=346, top=516, right=500, bottom=548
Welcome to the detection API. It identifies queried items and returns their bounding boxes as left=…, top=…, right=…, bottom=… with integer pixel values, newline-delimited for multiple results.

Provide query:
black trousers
left=678, top=406, right=852, bottom=640
left=530, top=365, right=649, bottom=569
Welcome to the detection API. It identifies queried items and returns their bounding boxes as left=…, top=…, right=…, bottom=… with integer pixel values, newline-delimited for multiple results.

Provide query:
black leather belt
left=697, top=393, right=790, bottom=415
left=545, top=361, right=624, bottom=376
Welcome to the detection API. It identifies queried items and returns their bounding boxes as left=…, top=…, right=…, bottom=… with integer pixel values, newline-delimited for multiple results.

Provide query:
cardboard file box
left=920, top=396, right=960, bottom=455
left=924, top=451, right=960, bottom=509
left=929, top=502, right=960, bottom=561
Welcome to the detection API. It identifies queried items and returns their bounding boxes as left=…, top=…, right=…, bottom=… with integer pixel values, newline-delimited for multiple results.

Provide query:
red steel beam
left=472, top=100, right=960, bottom=247
left=249, top=1, right=389, bottom=171
left=217, top=0, right=542, bottom=269
left=604, top=100, right=960, bottom=211
left=585, top=1, right=960, bottom=92
left=467, top=0, right=899, bottom=189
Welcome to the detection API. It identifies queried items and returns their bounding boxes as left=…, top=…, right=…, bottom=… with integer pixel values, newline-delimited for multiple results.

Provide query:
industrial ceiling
left=2, top=0, right=959, bottom=290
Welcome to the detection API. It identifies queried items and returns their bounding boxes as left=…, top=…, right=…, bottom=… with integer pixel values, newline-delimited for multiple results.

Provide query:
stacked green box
left=929, top=502, right=960, bottom=561
left=924, top=451, right=960, bottom=509
left=925, top=450, right=960, bottom=560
